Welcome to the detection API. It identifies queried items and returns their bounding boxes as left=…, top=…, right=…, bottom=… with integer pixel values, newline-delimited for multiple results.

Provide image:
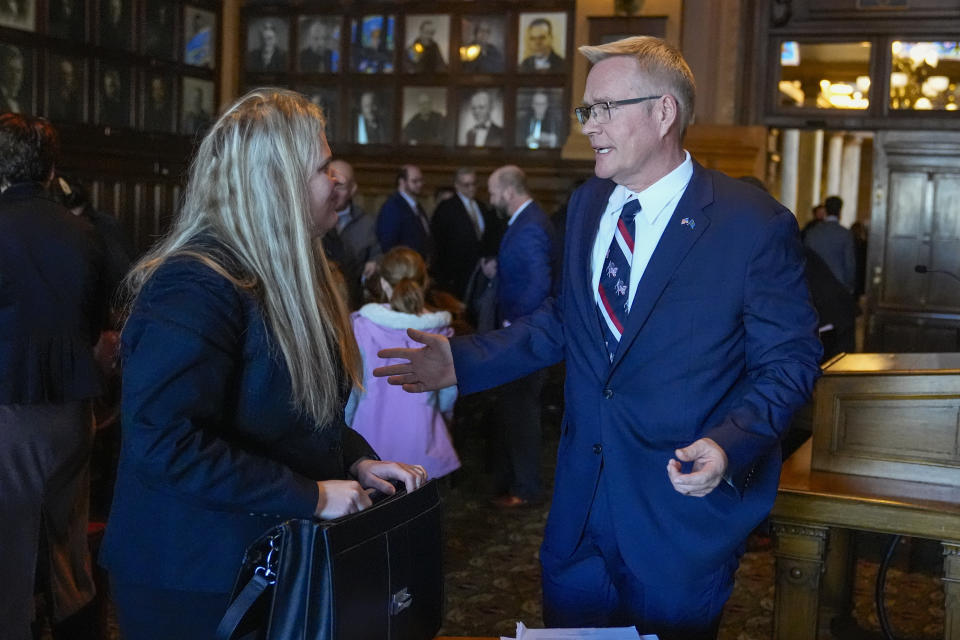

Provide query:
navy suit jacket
left=100, top=254, right=377, bottom=592
left=0, top=182, right=105, bottom=404
left=497, top=201, right=560, bottom=325
left=450, top=162, right=822, bottom=581
left=376, top=191, right=432, bottom=260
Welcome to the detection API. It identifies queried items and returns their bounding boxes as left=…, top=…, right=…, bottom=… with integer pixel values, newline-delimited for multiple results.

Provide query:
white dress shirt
left=591, top=151, right=693, bottom=312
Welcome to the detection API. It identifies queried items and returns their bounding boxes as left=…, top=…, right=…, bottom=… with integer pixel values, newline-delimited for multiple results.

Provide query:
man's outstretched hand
left=373, top=328, right=457, bottom=393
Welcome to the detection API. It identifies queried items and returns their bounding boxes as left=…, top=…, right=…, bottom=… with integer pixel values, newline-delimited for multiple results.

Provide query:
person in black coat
left=0, top=114, right=106, bottom=640
left=98, top=89, right=425, bottom=640
left=430, top=167, right=502, bottom=299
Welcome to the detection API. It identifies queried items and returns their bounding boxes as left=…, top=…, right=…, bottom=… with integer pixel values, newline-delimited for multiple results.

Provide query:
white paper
left=500, top=621, right=657, bottom=640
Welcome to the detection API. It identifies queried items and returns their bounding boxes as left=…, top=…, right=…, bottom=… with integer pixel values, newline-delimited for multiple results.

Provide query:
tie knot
left=620, top=199, right=641, bottom=223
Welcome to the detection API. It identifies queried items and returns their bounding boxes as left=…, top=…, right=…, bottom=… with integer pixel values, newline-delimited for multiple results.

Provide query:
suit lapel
left=609, top=163, right=714, bottom=373
left=569, top=180, right=616, bottom=376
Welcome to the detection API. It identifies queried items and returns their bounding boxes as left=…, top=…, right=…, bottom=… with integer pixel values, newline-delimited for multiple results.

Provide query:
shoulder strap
left=214, top=573, right=272, bottom=640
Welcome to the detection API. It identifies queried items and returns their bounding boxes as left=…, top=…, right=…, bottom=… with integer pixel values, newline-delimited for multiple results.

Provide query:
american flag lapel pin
left=681, top=217, right=696, bottom=229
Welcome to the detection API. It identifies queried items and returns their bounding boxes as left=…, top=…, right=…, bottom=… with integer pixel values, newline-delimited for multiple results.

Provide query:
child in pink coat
left=346, top=247, right=460, bottom=478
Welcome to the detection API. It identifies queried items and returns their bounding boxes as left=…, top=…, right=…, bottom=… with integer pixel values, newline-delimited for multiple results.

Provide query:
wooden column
left=944, top=541, right=960, bottom=640
left=772, top=521, right=828, bottom=640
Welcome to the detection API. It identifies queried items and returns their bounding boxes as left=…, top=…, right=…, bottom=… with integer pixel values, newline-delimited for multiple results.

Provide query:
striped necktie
left=597, top=198, right=641, bottom=360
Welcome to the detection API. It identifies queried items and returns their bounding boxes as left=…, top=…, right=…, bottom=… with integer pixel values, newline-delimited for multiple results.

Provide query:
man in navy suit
left=376, top=164, right=432, bottom=260
left=375, top=36, right=821, bottom=639
left=486, top=165, right=559, bottom=507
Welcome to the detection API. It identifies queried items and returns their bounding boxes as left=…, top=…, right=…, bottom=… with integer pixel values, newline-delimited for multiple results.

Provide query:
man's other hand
left=666, top=437, right=728, bottom=497
left=373, top=328, right=457, bottom=393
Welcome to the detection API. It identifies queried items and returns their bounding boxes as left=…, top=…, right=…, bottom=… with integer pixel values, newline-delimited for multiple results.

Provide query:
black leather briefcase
left=215, top=480, right=443, bottom=640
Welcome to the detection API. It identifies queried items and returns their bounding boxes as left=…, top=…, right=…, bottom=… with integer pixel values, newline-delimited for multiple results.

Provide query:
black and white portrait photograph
left=0, top=43, right=32, bottom=113
left=403, top=14, right=449, bottom=74
left=350, top=14, right=394, bottom=74
left=99, top=0, right=133, bottom=50
left=516, top=87, right=565, bottom=149
left=142, top=72, right=175, bottom=133
left=402, top=86, right=448, bottom=146
left=351, top=88, right=393, bottom=144
left=517, top=12, right=567, bottom=73
left=246, top=17, right=289, bottom=73
left=460, top=15, right=506, bottom=74
left=298, top=16, right=340, bottom=73
left=0, top=0, right=34, bottom=31
left=46, top=54, right=85, bottom=122
left=184, top=5, right=215, bottom=68
left=298, top=86, right=338, bottom=141
left=96, top=64, right=130, bottom=127
left=457, top=88, right=503, bottom=148
left=48, top=0, right=83, bottom=41
left=181, top=77, right=214, bottom=136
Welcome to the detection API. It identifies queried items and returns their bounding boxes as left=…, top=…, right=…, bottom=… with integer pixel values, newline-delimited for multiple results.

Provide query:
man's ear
left=349, top=182, right=358, bottom=198
left=657, top=95, right=679, bottom=139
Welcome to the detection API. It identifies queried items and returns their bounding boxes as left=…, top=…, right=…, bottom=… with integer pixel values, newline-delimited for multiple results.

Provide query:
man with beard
left=376, top=164, right=431, bottom=260
left=483, top=165, right=559, bottom=508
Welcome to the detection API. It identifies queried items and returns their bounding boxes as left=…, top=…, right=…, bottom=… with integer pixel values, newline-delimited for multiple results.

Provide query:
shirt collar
left=508, top=199, right=533, bottom=226
left=603, top=150, right=693, bottom=225
left=457, top=192, right=474, bottom=210
left=399, top=190, right=418, bottom=212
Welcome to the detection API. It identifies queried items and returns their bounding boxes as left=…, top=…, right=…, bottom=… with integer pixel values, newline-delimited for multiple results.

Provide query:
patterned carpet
left=438, top=391, right=946, bottom=639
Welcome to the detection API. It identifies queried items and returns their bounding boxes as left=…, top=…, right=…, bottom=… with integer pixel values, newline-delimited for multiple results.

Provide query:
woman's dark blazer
left=100, top=253, right=377, bottom=592
left=0, top=182, right=104, bottom=404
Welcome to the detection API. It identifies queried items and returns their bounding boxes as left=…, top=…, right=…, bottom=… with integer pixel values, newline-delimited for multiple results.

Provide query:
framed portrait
left=298, top=16, right=340, bottom=73
left=141, top=71, right=176, bottom=133
left=185, top=5, right=215, bottom=68
left=515, top=87, right=566, bottom=149
left=0, top=0, right=35, bottom=32
left=297, top=86, right=339, bottom=142
left=349, top=14, right=394, bottom=74
left=95, top=63, right=131, bottom=128
left=401, top=86, right=448, bottom=146
left=460, top=15, right=506, bottom=74
left=403, top=14, right=450, bottom=74
left=457, top=87, right=503, bottom=148
left=350, top=87, right=393, bottom=145
left=517, top=12, right=567, bottom=73
left=46, top=54, right=86, bottom=122
left=0, top=42, right=33, bottom=114
left=99, top=0, right=133, bottom=50
left=142, top=0, right=176, bottom=59
left=47, top=0, right=83, bottom=41
left=246, top=16, right=289, bottom=73
left=181, top=76, right=214, bottom=136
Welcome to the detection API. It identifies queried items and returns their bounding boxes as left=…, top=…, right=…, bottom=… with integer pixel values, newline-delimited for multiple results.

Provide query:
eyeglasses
left=574, top=96, right=663, bottom=125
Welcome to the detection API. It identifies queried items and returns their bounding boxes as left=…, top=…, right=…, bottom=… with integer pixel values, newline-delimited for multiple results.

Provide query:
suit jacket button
left=593, top=443, right=602, bottom=454
left=603, top=388, right=614, bottom=399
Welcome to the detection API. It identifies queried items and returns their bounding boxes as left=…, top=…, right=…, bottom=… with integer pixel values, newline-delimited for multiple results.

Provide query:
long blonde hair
left=125, top=88, right=360, bottom=427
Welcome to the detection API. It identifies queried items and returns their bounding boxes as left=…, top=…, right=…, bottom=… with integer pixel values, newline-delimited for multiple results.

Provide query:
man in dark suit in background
left=430, top=167, right=501, bottom=300
left=465, top=90, right=503, bottom=147
left=486, top=165, right=559, bottom=508
left=0, top=113, right=105, bottom=640
left=374, top=35, right=821, bottom=639
left=804, top=195, right=856, bottom=293
left=376, top=164, right=432, bottom=260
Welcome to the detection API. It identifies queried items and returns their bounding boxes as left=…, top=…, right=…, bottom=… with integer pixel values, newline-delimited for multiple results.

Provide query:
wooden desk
left=770, top=440, right=960, bottom=639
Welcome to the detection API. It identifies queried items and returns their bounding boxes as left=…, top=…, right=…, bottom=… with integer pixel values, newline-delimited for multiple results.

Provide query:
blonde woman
left=99, top=89, right=426, bottom=640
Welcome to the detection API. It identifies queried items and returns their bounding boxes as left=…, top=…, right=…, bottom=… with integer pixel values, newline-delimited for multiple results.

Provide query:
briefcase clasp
left=390, top=587, right=413, bottom=615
